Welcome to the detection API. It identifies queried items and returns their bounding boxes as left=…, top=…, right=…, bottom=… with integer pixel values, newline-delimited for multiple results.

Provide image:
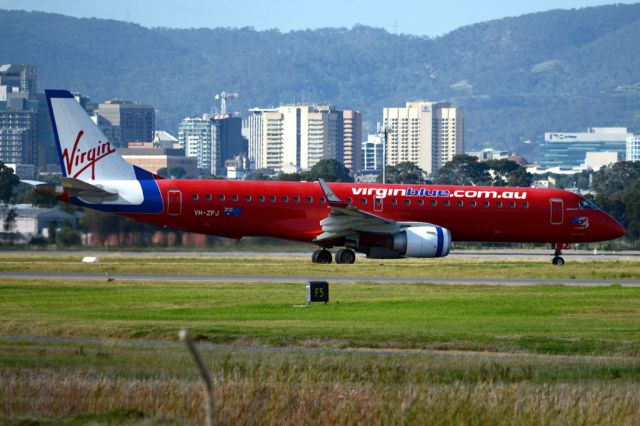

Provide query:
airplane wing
left=315, top=179, right=431, bottom=242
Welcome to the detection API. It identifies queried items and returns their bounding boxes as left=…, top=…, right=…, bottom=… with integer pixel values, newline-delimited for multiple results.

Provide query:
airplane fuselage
left=109, top=180, right=624, bottom=245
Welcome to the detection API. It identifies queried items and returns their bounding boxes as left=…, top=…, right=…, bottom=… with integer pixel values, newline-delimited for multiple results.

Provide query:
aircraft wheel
left=311, top=250, right=321, bottom=263
left=316, top=249, right=333, bottom=264
left=554, top=256, right=565, bottom=266
left=336, top=248, right=356, bottom=264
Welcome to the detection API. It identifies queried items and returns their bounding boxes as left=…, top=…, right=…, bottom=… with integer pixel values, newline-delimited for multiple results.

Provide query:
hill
left=1, top=4, right=640, bottom=160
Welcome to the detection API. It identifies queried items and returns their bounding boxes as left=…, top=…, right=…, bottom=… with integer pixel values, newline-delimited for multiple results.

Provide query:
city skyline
left=1, top=0, right=636, bottom=37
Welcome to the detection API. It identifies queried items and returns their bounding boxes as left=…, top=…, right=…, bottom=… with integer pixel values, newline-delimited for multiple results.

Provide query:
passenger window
left=319, top=197, right=326, bottom=203
left=361, top=198, right=367, bottom=205
left=457, top=200, right=463, bottom=207
left=282, top=196, right=289, bottom=203
left=404, top=199, right=411, bottom=206
left=418, top=199, right=424, bottom=206
left=219, top=194, right=225, bottom=201
left=497, top=201, right=503, bottom=208
left=293, top=196, right=301, bottom=203
left=510, top=201, right=516, bottom=208
left=391, top=199, right=398, bottom=206
left=270, top=195, right=276, bottom=202
left=206, top=194, right=212, bottom=201
left=192, top=194, right=198, bottom=200
left=232, top=195, right=238, bottom=201
left=470, top=201, right=477, bottom=207
left=523, top=202, right=529, bottom=209
left=258, top=195, right=265, bottom=202
left=245, top=195, right=252, bottom=202
left=483, top=201, right=489, bottom=207
left=306, top=196, right=313, bottom=203
left=431, top=200, right=437, bottom=207
left=347, top=197, right=353, bottom=204
left=444, top=200, right=450, bottom=207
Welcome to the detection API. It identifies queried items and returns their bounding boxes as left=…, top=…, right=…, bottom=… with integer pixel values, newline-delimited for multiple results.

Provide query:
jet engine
left=352, top=225, right=452, bottom=259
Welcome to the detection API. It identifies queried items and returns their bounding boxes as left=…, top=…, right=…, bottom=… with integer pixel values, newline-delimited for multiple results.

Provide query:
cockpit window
left=579, top=199, right=598, bottom=209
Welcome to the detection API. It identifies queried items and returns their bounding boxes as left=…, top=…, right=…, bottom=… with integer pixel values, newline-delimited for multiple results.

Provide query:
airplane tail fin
left=45, top=90, right=136, bottom=182
left=44, top=90, right=163, bottom=213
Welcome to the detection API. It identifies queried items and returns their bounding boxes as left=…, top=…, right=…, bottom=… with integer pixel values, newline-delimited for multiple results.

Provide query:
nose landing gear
left=551, top=243, right=570, bottom=265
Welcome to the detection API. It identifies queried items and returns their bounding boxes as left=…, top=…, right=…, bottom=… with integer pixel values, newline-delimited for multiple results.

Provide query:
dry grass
left=2, top=369, right=639, bottom=425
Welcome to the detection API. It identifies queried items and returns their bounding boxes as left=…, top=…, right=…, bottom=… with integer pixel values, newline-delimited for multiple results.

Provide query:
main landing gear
left=551, top=243, right=569, bottom=265
left=311, top=248, right=356, bottom=264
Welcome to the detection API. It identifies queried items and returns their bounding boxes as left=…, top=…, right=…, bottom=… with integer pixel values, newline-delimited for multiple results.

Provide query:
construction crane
left=214, top=91, right=238, bottom=115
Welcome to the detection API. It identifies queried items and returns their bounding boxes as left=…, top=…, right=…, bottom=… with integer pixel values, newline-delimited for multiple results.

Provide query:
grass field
left=1, top=253, right=640, bottom=280
left=1, top=255, right=640, bottom=424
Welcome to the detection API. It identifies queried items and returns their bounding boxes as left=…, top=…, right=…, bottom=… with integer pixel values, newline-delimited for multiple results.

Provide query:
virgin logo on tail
left=62, top=131, right=116, bottom=179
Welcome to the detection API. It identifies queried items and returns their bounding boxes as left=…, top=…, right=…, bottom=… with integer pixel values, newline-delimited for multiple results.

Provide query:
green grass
left=1, top=253, right=640, bottom=280
left=2, top=261, right=640, bottom=424
left=1, top=279, right=639, bottom=355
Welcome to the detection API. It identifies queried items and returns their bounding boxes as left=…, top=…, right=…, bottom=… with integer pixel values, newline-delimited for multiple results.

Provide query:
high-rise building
left=383, top=101, right=464, bottom=175
left=97, top=100, right=155, bottom=147
left=628, top=135, right=640, bottom=162
left=0, top=64, right=37, bottom=97
left=212, top=114, right=245, bottom=176
left=244, top=108, right=277, bottom=170
left=342, top=110, right=362, bottom=174
left=178, top=114, right=245, bottom=176
left=362, top=134, right=383, bottom=172
left=178, top=116, right=215, bottom=174
left=541, top=128, right=630, bottom=168
left=248, top=104, right=359, bottom=172
left=0, top=65, right=39, bottom=167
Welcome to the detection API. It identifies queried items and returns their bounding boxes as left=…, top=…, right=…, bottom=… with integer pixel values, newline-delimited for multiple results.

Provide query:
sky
left=1, top=0, right=637, bottom=36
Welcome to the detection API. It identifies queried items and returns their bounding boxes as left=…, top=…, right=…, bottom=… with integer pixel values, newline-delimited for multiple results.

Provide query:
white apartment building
left=383, top=101, right=463, bottom=175
left=246, top=105, right=359, bottom=172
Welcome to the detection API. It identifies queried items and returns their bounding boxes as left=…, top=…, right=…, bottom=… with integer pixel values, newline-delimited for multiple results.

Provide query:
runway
left=1, top=271, right=639, bottom=287
left=1, top=249, right=639, bottom=260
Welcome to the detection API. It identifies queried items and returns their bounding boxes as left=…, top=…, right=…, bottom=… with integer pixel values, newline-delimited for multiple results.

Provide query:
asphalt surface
left=1, top=271, right=639, bottom=287
left=1, top=249, right=639, bottom=260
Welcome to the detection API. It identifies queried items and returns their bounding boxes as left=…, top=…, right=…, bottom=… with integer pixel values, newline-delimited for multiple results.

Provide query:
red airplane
left=28, top=90, right=625, bottom=265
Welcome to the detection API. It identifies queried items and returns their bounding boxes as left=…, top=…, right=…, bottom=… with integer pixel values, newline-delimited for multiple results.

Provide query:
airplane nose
left=606, top=215, right=626, bottom=239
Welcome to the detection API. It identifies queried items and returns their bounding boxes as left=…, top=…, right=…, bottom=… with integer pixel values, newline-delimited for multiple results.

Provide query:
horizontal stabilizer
left=61, top=177, right=118, bottom=203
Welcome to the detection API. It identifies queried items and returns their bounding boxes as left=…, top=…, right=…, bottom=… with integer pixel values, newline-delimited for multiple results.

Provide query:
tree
left=0, top=162, right=20, bottom=203
left=592, top=161, right=640, bottom=238
left=3, top=207, right=17, bottom=245
left=305, top=159, right=353, bottom=182
left=157, top=166, right=187, bottom=179
left=380, top=162, right=425, bottom=184
left=244, top=169, right=272, bottom=181
left=56, top=223, right=81, bottom=246
left=485, top=159, right=532, bottom=187
left=274, top=172, right=304, bottom=181
left=436, top=155, right=491, bottom=185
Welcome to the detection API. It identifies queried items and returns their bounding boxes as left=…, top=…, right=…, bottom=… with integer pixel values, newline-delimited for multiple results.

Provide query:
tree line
left=1, top=158, right=639, bottom=244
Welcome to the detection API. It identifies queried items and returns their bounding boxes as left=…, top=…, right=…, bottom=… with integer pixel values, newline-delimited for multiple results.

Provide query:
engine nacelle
left=391, top=225, right=452, bottom=258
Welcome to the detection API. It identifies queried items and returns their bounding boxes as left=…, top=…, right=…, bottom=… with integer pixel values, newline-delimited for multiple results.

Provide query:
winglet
left=318, top=178, right=347, bottom=206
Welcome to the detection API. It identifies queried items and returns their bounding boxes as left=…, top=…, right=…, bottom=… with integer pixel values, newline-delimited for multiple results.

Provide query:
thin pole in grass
left=180, top=329, right=214, bottom=426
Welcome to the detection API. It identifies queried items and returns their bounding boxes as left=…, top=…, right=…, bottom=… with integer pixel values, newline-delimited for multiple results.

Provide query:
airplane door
left=374, top=196, right=383, bottom=212
left=550, top=198, right=563, bottom=225
left=167, top=189, right=182, bottom=216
